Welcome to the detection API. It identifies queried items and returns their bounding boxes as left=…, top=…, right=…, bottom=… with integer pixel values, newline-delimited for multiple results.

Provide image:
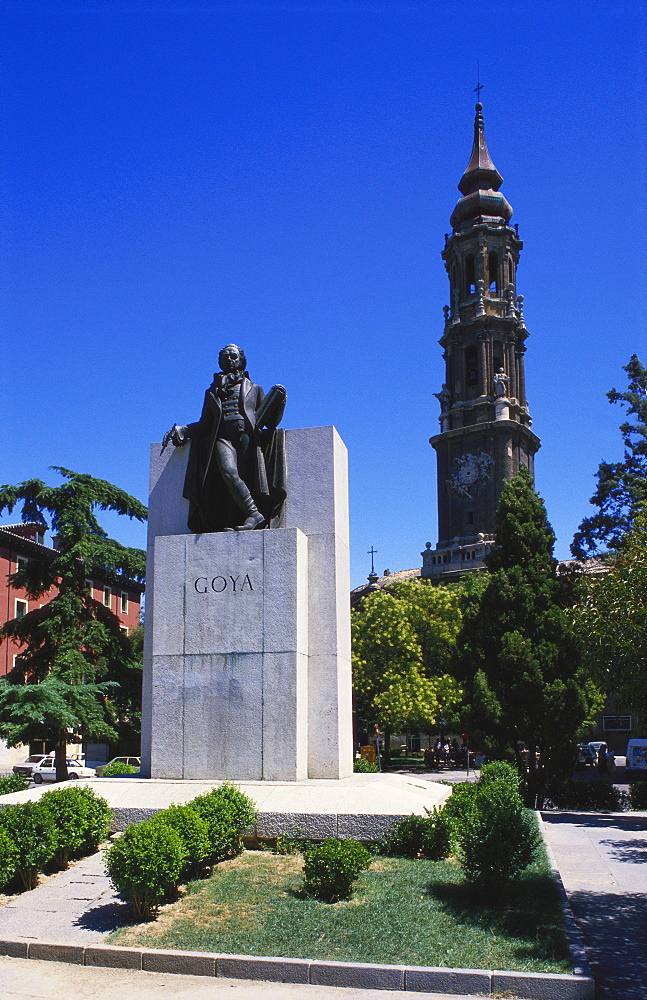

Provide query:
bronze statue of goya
left=163, top=345, right=286, bottom=533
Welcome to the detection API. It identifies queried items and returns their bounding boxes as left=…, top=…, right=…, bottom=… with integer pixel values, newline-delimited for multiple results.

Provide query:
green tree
left=0, top=468, right=146, bottom=780
left=570, top=511, right=647, bottom=732
left=352, top=581, right=463, bottom=763
left=385, top=579, right=464, bottom=677
left=455, top=467, right=594, bottom=806
left=572, top=355, right=647, bottom=558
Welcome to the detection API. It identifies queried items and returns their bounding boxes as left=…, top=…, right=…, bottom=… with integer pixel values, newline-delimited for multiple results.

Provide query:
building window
left=120, top=592, right=128, bottom=615
left=602, top=716, right=632, bottom=732
left=488, top=251, right=498, bottom=293
left=465, top=255, right=475, bottom=294
left=15, top=600, right=27, bottom=619
left=16, top=556, right=28, bottom=572
left=103, top=586, right=111, bottom=608
left=86, top=579, right=93, bottom=596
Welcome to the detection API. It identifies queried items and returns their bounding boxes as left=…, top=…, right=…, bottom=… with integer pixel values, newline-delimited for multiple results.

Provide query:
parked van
left=625, top=739, right=647, bottom=776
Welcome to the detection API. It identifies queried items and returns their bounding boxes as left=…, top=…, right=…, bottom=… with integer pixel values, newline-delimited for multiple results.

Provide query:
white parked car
left=12, top=755, right=52, bottom=779
left=31, top=757, right=96, bottom=784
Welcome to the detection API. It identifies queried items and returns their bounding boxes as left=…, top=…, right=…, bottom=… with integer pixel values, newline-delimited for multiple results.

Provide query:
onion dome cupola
left=450, top=103, right=513, bottom=231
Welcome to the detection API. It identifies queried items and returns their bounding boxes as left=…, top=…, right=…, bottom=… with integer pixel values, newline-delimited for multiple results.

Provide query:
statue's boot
left=229, top=482, right=265, bottom=531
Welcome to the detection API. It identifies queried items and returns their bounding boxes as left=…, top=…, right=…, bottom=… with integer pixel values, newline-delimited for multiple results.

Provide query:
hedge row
left=105, top=783, right=257, bottom=920
left=0, top=786, right=111, bottom=890
left=548, top=778, right=647, bottom=812
left=384, top=760, right=541, bottom=891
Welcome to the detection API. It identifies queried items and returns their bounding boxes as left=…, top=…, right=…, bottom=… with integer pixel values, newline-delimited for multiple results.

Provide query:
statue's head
left=219, top=344, right=247, bottom=374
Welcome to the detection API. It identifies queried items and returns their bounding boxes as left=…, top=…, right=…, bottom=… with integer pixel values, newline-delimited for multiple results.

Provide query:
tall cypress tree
left=456, top=467, right=592, bottom=805
left=0, top=468, right=146, bottom=780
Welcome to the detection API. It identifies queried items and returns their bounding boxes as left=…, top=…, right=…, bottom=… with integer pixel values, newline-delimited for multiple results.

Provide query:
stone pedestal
left=494, top=398, right=510, bottom=421
left=141, top=426, right=353, bottom=781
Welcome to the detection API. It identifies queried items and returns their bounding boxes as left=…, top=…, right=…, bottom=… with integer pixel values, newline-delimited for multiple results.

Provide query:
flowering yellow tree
left=352, top=582, right=463, bottom=758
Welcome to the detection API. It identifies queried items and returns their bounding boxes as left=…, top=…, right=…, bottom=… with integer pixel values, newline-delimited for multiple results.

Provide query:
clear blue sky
left=2, top=0, right=645, bottom=588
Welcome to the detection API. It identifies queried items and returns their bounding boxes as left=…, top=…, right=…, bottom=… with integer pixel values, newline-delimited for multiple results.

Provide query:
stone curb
left=536, top=811, right=593, bottom=981
left=0, top=938, right=595, bottom=998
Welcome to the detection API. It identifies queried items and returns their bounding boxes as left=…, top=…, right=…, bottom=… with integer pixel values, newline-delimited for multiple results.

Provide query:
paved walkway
left=0, top=850, right=128, bottom=943
left=541, top=811, right=647, bottom=1000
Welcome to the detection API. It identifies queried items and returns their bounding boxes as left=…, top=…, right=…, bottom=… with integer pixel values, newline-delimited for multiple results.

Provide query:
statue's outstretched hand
left=161, top=424, right=188, bottom=454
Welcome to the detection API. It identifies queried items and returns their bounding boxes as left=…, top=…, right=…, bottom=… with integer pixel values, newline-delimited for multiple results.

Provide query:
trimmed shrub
left=100, top=761, right=139, bottom=777
left=40, top=787, right=91, bottom=867
left=302, top=838, right=371, bottom=902
left=549, top=779, right=622, bottom=812
left=383, top=809, right=450, bottom=860
left=630, top=781, right=647, bottom=811
left=105, top=819, right=187, bottom=920
left=442, top=781, right=478, bottom=850
left=0, top=773, right=29, bottom=795
left=203, top=782, right=257, bottom=832
left=0, top=827, right=18, bottom=888
left=0, top=801, right=57, bottom=890
left=478, top=760, right=520, bottom=795
left=460, top=783, right=541, bottom=891
left=190, top=783, right=256, bottom=863
left=150, top=805, right=212, bottom=877
left=353, top=758, right=379, bottom=773
left=73, top=785, right=112, bottom=853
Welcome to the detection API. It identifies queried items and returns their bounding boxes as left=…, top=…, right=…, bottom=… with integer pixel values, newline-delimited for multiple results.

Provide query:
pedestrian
left=597, top=743, right=609, bottom=776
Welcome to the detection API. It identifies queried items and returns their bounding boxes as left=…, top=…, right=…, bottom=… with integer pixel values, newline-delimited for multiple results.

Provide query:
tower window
left=466, top=345, right=478, bottom=387
left=488, top=252, right=499, bottom=293
left=466, top=255, right=475, bottom=294
left=507, top=255, right=515, bottom=286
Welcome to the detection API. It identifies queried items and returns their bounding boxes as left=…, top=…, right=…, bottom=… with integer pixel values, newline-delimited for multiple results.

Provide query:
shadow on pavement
left=74, top=899, right=132, bottom=934
left=567, top=888, right=647, bottom=1000
left=543, top=812, right=647, bottom=831
left=598, top=837, right=647, bottom=863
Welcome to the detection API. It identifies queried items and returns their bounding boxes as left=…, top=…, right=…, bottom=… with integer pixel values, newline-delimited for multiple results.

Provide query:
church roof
left=350, top=567, right=421, bottom=608
left=450, top=103, right=513, bottom=229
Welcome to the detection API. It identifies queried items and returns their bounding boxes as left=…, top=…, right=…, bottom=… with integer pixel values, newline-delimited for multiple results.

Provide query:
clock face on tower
left=448, top=452, right=493, bottom=498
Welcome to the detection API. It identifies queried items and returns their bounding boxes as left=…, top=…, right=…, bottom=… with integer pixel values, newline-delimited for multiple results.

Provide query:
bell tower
left=422, top=102, right=540, bottom=580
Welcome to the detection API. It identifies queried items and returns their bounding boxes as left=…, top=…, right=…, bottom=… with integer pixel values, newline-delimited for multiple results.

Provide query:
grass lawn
left=108, top=848, right=571, bottom=973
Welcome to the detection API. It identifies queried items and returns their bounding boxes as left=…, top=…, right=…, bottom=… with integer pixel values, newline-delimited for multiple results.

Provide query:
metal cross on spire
left=367, top=546, right=378, bottom=577
left=474, top=64, right=484, bottom=101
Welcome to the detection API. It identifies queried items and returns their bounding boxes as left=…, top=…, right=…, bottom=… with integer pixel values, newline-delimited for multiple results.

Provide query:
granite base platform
left=0, top=772, right=451, bottom=840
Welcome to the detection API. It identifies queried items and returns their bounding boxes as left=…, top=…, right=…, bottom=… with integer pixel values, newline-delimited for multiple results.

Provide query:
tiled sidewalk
left=541, top=811, right=647, bottom=1000
left=0, top=850, right=128, bottom=942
